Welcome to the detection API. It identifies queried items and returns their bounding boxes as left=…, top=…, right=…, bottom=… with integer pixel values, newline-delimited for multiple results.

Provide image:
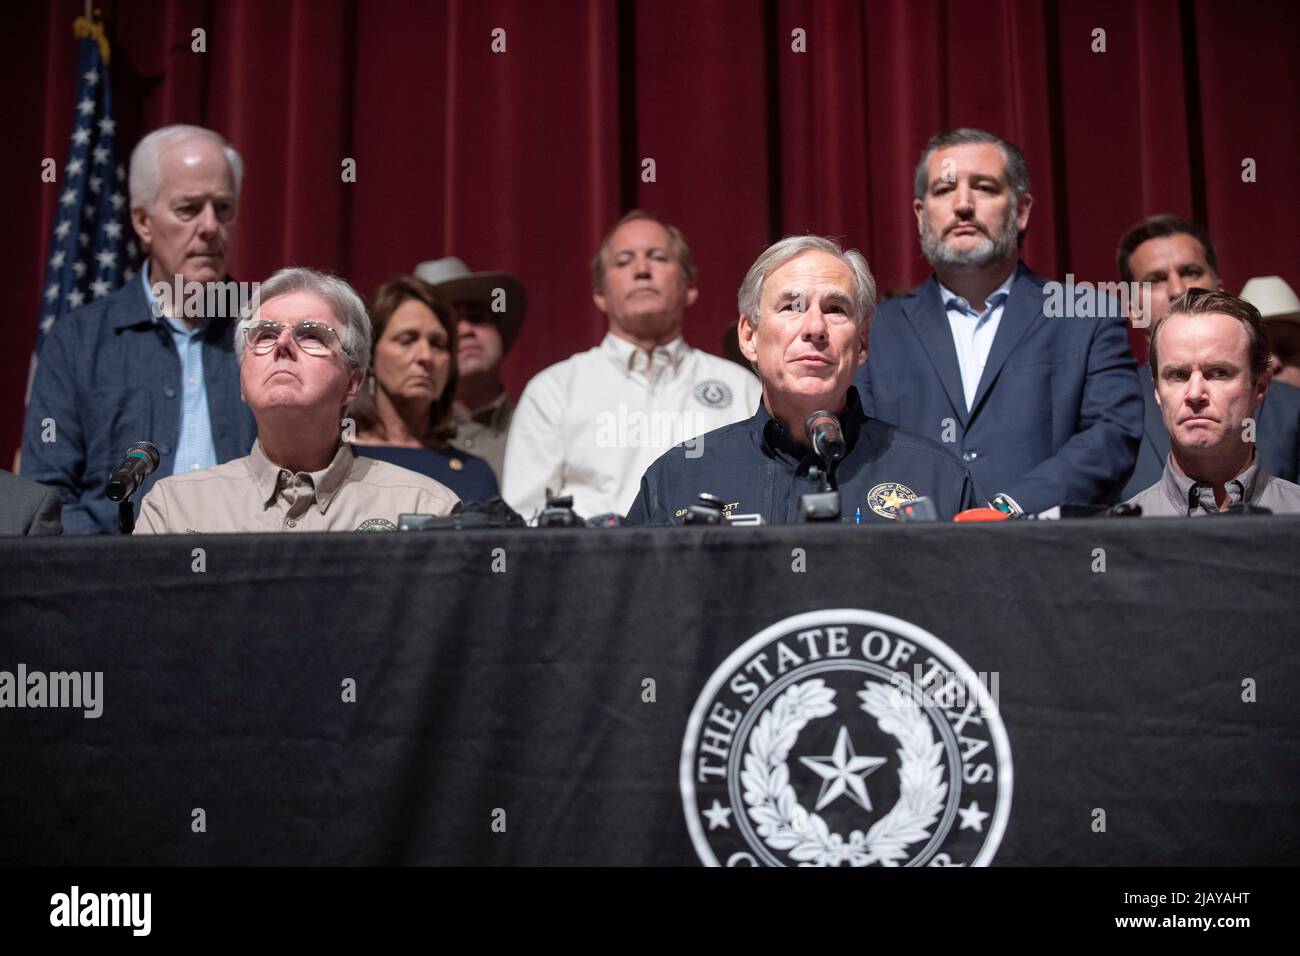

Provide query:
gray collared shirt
left=1126, top=453, right=1300, bottom=516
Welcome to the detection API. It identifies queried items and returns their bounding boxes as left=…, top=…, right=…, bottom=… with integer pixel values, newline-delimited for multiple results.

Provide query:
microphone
left=106, top=441, right=160, bottom=502
left=804, top=410, right=846, bottom=463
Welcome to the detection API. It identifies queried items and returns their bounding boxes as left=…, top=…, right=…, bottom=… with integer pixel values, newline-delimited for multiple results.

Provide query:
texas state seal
left=681, top=609, right=1012, bottom=866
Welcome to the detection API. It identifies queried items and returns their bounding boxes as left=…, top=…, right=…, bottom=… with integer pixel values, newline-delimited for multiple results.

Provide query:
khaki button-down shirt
left=449, top=391, right=514, bottom=482
left=134, top=440, right=460, bottom=533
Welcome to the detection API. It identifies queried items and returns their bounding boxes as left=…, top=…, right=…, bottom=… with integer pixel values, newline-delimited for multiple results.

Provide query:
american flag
left=36, top=17, right=137, bottom=348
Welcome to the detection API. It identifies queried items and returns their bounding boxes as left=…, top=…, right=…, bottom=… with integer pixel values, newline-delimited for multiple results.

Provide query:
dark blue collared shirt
left=625, top=389, right=979, bottom=525
left=20, top=278, right=257, bottom=534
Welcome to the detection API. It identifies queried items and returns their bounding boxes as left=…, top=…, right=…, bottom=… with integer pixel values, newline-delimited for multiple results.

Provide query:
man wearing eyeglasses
left=133, top=268, right=460, bottom=533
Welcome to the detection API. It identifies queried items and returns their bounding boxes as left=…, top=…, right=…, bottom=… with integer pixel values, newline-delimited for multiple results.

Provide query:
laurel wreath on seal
left=740, top=678, right=948, bottom=866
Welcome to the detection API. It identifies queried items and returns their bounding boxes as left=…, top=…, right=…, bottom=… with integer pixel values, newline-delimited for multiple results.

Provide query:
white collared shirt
left=502, top=331, right=762, bottom=520
left=938, top=272, right=1015, bottom=412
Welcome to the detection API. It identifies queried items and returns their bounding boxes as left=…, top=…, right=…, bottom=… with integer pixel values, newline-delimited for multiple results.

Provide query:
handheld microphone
left=804, top=410, right=846, bottom=463
left=106, top=441, right=160, bottom=501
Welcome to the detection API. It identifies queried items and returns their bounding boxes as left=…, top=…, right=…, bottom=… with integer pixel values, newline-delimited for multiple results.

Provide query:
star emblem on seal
left=866, top=482, right=918, bottom=519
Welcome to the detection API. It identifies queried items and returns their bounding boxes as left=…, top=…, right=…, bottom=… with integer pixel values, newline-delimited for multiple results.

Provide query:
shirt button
left=463, top=439, right=474, bottom=448
left=286, top=519, right=297, bottom=528
left=164, top=386, right=176, bottom=398
left=962, top=451, right=979, bottom=462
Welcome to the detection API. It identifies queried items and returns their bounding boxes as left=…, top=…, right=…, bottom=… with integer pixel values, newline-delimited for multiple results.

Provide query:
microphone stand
left=800, top=457, right=841, bottom=521
left=118, top=499, right=136, bottom=535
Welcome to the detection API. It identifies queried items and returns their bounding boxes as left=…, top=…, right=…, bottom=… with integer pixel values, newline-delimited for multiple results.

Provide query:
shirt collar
left=937, top=270, right=1015, bottom=316
left=1160, top=452, right=1263, bottom=514
left=128, top=259, right=213, bottom=335
left=455, top=390, right=510, bottom=427
left=599, top=331, right=690, bottom=375
left=249, top=439, right=355, bottom=515
left=754, top=387, right=866, bottom=467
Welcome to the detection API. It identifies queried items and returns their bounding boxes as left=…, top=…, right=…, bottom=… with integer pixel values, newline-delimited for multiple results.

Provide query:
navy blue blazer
left=854, top=265, right=1143, bottom=513
left=1119, top=365, right=1300, bottom=499
left=21, top=278, right=257, bottom=534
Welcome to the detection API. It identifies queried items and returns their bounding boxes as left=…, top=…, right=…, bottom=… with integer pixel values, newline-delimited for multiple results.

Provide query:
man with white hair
left=22, top=124, right=257, bottom=533
left=625, top=236, right=978, bottom=524
left=134, top=268, right=460, bottom=533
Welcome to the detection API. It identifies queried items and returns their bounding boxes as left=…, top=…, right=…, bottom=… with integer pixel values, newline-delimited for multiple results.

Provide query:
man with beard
left=853, top=128, right=1142, bottom=514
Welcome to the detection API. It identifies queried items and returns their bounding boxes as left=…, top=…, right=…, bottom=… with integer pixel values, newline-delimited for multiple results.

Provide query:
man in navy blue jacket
left=21, top=125, right=256, bottom=533
left=854, top=128, right=1142, bottom=514
left=1114, top=214, right=1300, bottom=499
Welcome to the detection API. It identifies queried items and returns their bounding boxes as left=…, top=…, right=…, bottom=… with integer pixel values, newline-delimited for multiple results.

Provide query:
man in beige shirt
left=136, top=267, right=459, bottom=533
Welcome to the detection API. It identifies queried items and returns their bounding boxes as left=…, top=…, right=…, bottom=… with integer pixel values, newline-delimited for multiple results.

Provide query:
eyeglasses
left=242, top=320, right=345, bottom=357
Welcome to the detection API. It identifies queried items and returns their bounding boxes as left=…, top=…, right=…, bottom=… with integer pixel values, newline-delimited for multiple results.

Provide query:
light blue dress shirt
left=938, top=272, right=1015, bottom=412
left=141, top=264, right=219, bottom=474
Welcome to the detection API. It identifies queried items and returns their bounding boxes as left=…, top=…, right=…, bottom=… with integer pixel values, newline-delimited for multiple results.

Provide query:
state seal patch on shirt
left=694, top=380, right=733, bottom=409
left=866, top=482, right=918, bottom=520
left=355, top=518, right=398, bottom=532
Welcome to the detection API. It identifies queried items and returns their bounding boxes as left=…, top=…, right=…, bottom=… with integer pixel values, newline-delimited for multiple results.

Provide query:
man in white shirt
left=502, top=211, right=762, bottom=520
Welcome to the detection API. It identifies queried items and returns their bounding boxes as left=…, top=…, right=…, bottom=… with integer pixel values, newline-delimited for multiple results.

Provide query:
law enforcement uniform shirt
left=134, top=439, right=461, bottom=533
left=449, top=391, right=515, bottom=483
left=1126, top=453, right=1300, bottom=516
left=624, top=388, right=980, bottom=525
left=502, top=332, right=763, bottom=520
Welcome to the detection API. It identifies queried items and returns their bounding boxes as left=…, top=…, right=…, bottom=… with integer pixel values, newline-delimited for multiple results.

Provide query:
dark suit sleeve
left=26, top=487, right=62, bottom=536
left=1003, top=312, right=1142, bottom=512
left=20, top=324, right=102, bottom=534
left=854, top=359, right=877, bottom=418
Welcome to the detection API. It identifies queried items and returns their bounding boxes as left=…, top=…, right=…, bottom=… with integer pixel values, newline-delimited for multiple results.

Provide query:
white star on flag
left=702, top=800, right=733, bottom=830
left=41, top=315, right=57, bottom=333
left=49, top=250, right=66, bottom=269
left=55, top=220, right=71, bottom=238
left=109, top=192, right=125, bottom=210
left=84, top=204, right=96, bottom=221
left=115, top=163, right=126, bottom=180
left=66, top=289, right=85, bottom=309
left=95, top=250, right=117, bottom=269
left=65, top=158, right=84, bottom=177
left=102, top=221, right=122, bottom=239
left=90, top=278, right=112, bottom=299
left=126, top=240, right=138, bottom=257
left=72, top=127, right=92, bottom=147
left=99, top=117, right=116, bottom=136
left=78, top=231, right=90, bottom=248
left=60, top=188, right=77, bottom=206
left=799, top=726, right=888, bottom=813
left=958, top=801, right=990, bottom=832
left=72, top=261, right=86, bottom=276
left=89, top=175, right=102, bottom=194
left=45, top=283, right=59, bottom=302
left=93, top=145, right=109, bottom=164
left=77, top=97, right=95, bottom=116
left=84, top=69, right=99, bottom=85
left=123, top=266, right=136, bottom=280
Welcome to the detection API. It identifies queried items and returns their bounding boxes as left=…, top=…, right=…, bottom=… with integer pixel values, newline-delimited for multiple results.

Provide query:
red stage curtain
left=4, top=0, right=1297, bottom=461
